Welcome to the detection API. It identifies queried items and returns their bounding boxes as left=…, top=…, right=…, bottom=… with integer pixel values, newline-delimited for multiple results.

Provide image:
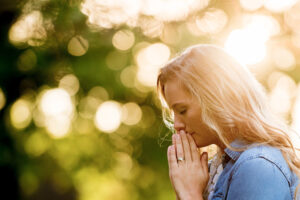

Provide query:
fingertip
left=205, top=152, right=208, bottom=161
left=201, top=152, right=208, bottom=161
left=167, top=145, right=173, bottom=154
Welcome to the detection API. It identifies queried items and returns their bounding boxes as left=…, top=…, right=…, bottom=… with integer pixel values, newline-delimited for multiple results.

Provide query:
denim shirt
left=211, top=139, right=300, bottom=200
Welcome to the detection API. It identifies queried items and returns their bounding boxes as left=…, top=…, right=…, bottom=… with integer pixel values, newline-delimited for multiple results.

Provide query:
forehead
left=163, top=79, right=192, bottom=107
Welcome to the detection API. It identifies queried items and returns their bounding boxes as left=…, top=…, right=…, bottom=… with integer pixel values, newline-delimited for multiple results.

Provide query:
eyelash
left=179, top=110, right=186, bottom=115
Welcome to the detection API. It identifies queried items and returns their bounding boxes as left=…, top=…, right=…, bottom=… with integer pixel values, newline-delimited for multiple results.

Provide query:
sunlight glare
left=225, top=15, right=279, bottom=65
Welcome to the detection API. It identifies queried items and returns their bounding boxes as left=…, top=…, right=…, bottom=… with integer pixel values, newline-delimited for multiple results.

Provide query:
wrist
left=183, top=192, right=203, bottom=200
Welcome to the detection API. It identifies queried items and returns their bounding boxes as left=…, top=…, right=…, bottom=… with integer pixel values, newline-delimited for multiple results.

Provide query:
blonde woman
left=157, top=44, right=300, bottom=200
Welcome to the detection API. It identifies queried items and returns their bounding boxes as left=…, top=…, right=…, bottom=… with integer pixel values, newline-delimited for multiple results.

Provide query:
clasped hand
left=167, top=130, right=209, bottom=200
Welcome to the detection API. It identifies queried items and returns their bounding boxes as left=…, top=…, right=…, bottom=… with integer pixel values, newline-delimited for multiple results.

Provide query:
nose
left=174, top=114, right=185, bottom=133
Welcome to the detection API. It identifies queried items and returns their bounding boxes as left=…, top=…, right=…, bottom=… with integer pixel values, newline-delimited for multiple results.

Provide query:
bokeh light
left=39, top=88, right=74, bottom=138
left=74, top=167, right=130, bottom=200
left=106, top=51, right=128, bottom=70
left=160, top=24, right=181, bottom=45
left=78, top=86, right=110, bottom=120
left=141, top=0, right=210, bottom=21
left=268, top=73, right=296, bottom=118
left=9, top=11, right=47, bottom=46
left=240, top=0, right=264, bottom=11
left=0, top=88, right=6, bottom=110
left=68, top=35, right=89, bottom=56
left=113, top=152, right=133, bottom=179
left=59, top=74, right=80, bottom=96
left=81, top=0, right=141, bottom=29
left=195, top=8, right=228, bottom=34
left=121, top=102, right=142, bottom=126
left=80, top=0, right=210, bottom=30
left=112, top=30, right=135, bottom=51
left=284, top=1, right=300, bottom=34
left=17, top=49, right=37, bottom=72
left=272, top=46, right=296, bottom=71
left=138, top=17, right=164, bottom=38
left=94, top=101, right=122, bottom=133
left=24, top=132, right=50, bottom=157
left=264, top=0, right=299, bottom=13
left=19, top=170, right=39, bottom=196
left=10, top=99, right=32, bottom=129
left=89, top=86, right=109, bottom=101
left=40, top=89, right=73, bottom=117
left=291, top=84, right=300, bottom=148
left=120, top=66, right=136, bottom=88
left=136, top=43, right=170, bottom=87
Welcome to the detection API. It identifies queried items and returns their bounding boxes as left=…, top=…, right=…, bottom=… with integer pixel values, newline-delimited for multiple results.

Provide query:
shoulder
left=233, top=144, right=293, bottom=185
left=227, top=157, right=292, bottom=200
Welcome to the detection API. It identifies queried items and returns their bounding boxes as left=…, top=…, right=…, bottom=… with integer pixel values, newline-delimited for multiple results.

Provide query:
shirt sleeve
left=226, top=158, right=291, bottom=200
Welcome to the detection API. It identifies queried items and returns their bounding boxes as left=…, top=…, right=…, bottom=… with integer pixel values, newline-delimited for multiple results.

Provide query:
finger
left=201, top=152, right=209, bottom=173
left=168, top=145, right=178, bottom=168
left=175, top=133, right=184, bottom=162
left=179, top=130, right=192, bottom=162
left=172, top=133, right=176, bottom=146
left=187, top=134, right=199, bottom=162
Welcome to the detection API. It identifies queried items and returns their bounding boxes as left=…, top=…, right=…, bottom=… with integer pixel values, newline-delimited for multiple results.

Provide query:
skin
left=164, top=78, right=226, bottom=200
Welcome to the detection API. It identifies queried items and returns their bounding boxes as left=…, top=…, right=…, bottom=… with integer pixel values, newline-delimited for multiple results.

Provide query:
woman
left=156, top=44, right=300, bottom=200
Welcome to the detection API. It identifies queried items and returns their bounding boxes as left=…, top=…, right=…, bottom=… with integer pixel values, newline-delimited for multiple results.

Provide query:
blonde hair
left=157, top=44, right=300, bottom=199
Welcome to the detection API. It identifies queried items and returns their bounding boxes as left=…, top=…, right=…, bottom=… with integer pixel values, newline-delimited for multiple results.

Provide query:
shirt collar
left=224, top=139, right=250, bottom=161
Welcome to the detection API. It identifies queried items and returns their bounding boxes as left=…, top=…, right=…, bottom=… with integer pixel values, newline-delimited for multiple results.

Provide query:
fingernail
left=176, top=134, right=180, bottom=140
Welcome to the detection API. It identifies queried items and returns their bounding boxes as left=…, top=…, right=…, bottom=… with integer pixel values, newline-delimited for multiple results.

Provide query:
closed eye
left=179, top=109, right=186, bottom=115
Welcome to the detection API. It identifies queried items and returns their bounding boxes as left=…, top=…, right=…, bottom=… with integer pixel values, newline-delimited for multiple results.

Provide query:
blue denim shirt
left=210, top=139, right=300, bottom=200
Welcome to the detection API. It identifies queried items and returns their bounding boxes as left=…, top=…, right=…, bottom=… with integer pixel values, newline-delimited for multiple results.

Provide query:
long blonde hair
left=157, top=44, right=300, bottom=199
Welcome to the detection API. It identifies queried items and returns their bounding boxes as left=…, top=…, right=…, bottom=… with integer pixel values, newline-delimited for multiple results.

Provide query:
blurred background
left=1, top=0, right=300, bottom=199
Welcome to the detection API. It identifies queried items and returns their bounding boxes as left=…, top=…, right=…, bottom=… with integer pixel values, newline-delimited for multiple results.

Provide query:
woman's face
left=164, top=78, right=221, bottom=148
